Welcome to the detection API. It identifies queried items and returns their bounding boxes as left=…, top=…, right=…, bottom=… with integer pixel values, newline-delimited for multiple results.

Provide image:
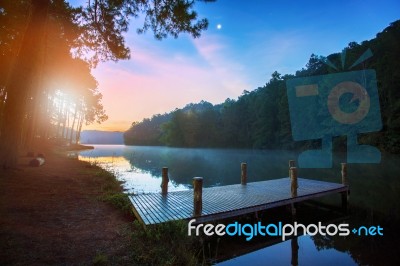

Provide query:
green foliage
left=86, top=162, right=204, bottom=265
left=160, top=102, right=222, bottom=147
left=91, top=167, right=132, bottom=214
left=79, top=0, right=212, bottom=65
left=92, top=253, right=108, bottom=265
left=0, top=0, right=213, bottom=168
left=125, top=20, right=400, bottom=152
left=100, top=192, right=132, bottom=214
left=124, top=113, right=172, bottom=146
left=130, top=220, right=202, bottom=265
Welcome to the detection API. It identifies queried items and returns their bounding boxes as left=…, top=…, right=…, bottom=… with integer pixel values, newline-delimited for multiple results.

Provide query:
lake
left=78, top=145, right=400, bottom=265
left=79, top=145, right=304, bottom=193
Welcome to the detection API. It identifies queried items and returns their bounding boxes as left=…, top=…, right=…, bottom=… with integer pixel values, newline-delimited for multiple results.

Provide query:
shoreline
left=0, top=144, right=202, bottom=265
left=0, top=145, right=134, bottom=264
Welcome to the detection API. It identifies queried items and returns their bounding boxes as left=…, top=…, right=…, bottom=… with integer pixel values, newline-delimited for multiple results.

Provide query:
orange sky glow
left=83, top=34, right=253, bottom=132
left=80, top=0, right=400, bottom=132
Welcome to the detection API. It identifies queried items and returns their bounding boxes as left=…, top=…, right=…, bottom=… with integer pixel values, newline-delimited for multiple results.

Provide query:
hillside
left=124, top=20, right=400, bottom=152
left=80, top=130, right=124, bottom=144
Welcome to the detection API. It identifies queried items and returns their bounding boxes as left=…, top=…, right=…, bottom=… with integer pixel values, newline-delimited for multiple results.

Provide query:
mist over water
left=79, top=145, right=301, bottom=192
left=78, top=145, right=400, bottom=265
left=78, top=145, right=400, bottom=219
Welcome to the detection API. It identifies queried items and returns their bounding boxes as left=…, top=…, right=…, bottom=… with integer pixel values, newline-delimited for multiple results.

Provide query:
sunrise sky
left=72, top=0, right=400, bottom=132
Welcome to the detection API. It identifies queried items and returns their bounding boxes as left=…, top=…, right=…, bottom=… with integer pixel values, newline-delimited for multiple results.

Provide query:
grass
left=83, top=160, right=206, bottom=265
left=130, top=220, right=203, bottom=265
left=92, top=166, right=132, bottom=215
left=93, top=253, right=109, bottom=265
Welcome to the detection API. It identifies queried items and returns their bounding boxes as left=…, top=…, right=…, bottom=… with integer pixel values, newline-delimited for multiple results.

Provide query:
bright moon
left=217, top=24, right=222, bottom=30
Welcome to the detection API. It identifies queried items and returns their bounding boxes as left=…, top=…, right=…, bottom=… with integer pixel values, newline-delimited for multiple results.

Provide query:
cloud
left=192, top=34, right=251, bottom=95
left=87, top=35, right=252, bottom=131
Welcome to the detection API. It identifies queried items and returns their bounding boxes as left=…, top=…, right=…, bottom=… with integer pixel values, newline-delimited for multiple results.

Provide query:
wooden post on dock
left=193, top=177, right=203, bottom=216
left=161, top=167, right=169, bottom=195
left=290, top=167, right=298, bottom=216
left=341, top=163, right=349, bottom=211
left=289, top=160, right=295, bottom=178
left=241, top=163, right=247, bottom=185
left=341, top=163, right=348, bottom=186
left=290, top=167, right=298, bottom=197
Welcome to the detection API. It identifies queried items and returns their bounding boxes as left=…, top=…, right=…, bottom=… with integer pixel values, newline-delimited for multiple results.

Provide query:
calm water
left=219, top=235, right=356, bottom=266
left=78, top=145, right=400, bottom=265
left=79, top=145, right=304, bottom=193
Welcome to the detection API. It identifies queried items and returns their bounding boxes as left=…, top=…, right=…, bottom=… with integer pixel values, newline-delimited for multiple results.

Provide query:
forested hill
left=80, top=130, right=124, bottom=144
left=124, top=20, right=400, bottom=152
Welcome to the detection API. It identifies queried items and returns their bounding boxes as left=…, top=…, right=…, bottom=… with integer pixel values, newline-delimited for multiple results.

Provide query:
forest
left=124, top=20, right=400, bottom=153
left=0, top=0, right=211, bottom=168
left=0, top=1, right=108, bottom=148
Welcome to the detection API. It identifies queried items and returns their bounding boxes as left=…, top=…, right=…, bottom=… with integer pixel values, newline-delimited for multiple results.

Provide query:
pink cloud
left=84, top=35, right=251, bottom=131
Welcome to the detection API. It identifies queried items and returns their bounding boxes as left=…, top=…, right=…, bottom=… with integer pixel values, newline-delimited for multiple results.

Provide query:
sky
left=73, top=0, right=400, bottom=131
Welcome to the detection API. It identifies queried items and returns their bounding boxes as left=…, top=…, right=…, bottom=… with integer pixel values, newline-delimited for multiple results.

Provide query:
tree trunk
left=69, top=103, right=77, bottom=144
left=0, top=0, right=50, bottom=169
left=56, top=95, right=64, bottom=138
left=76, top=112, right=84, bottom=144
left=25, top=71, right=46, bottom=148
left=39, top=90, right=50, bottom=139
left=62, top=101, right=69, bottom=139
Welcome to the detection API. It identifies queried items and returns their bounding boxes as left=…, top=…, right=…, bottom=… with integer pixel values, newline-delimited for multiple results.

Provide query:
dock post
left=290, top=167, right=298, bottom=197
left=341, top=163, right=349, bottom=211
left=341, top=163, right=348, bottom=186
left=161, top=167, right=169, bottom=195
left=193, top=177, right=203, bottom=216
left=290, top=167, right=298, bottom=216
left=241, top=163, right=247, bottom=185
left=289, top=160, right=295, bottom=178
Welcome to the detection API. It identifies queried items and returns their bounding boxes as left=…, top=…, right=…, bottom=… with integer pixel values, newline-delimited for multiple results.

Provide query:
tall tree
left=0, top=0, right=213, bottom=168
left=0, top=0, right=50, bottom=168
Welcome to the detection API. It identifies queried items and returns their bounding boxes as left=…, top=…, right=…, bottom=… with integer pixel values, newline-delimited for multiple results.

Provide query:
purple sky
left=68, top=0, right=400, bottom=131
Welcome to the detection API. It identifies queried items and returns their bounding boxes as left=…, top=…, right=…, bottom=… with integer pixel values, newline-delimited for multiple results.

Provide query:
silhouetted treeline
left=124, top=20, right=400, bottom=152
left=0, top=0, right=212, bottom=169
left=0, top=0, right=108, bottom=157
left=124, top=113, right=172, bottom=146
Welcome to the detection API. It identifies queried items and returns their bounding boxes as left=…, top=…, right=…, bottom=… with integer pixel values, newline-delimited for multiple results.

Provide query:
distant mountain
left=80, top=130, right=124, bottom=144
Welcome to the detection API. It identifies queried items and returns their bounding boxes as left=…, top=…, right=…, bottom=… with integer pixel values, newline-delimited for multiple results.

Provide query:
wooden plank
left=166, top=194, right=192, bottom=219
left=163, top=191, right=192, bottom=219
left=194, top=186, right=348, bottom=224
left=133, top=195, right=159, bottom=225
left=129, top=196, right=154, bottom=225
left=144, top=194, right=176, bottom=222
left=149, top=193, right=186, bottom=222
left=129, top=178, right=349, bottom=225
left=141, top=194, right=165, bottom=223
left=128, top=197, right=147, bottom=224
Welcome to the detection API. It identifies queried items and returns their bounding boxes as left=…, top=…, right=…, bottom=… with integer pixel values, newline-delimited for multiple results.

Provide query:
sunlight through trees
left=0, top=0, right=211, bottom=168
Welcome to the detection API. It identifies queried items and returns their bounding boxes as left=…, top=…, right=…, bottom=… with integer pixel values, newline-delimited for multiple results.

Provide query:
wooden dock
left=128, top=176, right=349, bottom=225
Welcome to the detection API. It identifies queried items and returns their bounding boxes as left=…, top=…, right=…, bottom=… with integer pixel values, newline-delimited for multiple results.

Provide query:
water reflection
left=218, top=235, right=356, bottom=266
left=78, top=145, right=400, bottom=265
left=291, top=237, right=299, bottom=266
left=79, top=146, right=190, bottom=193
left=79, top=145, right=301, bottom=192
left=79, top=145, right=400, bottom=216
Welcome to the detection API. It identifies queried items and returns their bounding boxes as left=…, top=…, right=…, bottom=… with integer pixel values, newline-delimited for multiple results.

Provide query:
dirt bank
left=0, top=147, right=133, bottom=265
